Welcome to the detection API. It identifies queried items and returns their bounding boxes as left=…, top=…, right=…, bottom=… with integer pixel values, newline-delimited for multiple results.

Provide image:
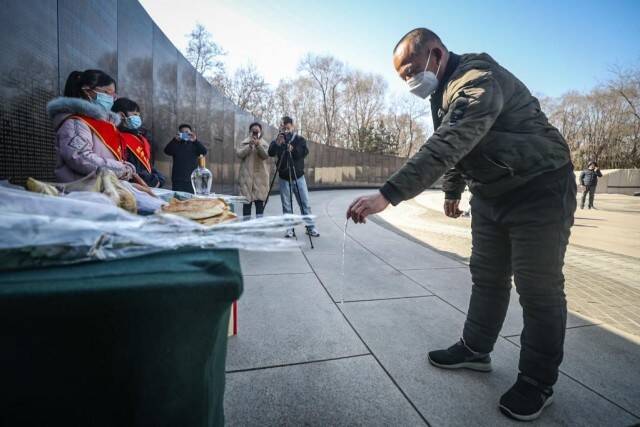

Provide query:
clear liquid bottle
left=191, top=155, right=213, bottom=196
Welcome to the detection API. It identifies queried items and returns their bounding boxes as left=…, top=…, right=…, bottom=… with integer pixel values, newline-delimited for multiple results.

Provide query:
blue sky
left=140, top=0, right=640, bottom=98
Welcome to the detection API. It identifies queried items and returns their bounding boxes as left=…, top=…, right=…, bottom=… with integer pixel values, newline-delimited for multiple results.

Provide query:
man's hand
left=444, top=199, right=463, bottom=218
left=276, top=134, right=285, bottom=145
left=347, top=192, right=390, bottom=224
left=189, top=131, right=197, bottom=142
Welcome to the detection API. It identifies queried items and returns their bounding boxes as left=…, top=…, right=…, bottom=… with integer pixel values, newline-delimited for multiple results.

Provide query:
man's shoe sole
left=428, top=355, right=492, bottom=372
left=499, top=395, right=554, bottom=422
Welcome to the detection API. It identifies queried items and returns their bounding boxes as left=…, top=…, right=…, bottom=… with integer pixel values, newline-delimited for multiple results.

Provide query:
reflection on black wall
left=0, top=0, right=405, bottom=189
left=0, top=0, right=58, bottom=182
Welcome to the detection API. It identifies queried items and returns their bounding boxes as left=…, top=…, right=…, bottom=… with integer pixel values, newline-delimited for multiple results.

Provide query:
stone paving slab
left=402, top=267, right=598, bottom=337
left=226, top=273, right=367, bottom=371
left=341, top=219, right=462, bottom=270
left=508, top=324, right=640, bottom=418
left=225, top=356, right=427, bottom=426
left=306, top=249, right=432, bottom=302
left=342, top=297, right=639, bottom=426
left=240, top=249, right=312, bottom=276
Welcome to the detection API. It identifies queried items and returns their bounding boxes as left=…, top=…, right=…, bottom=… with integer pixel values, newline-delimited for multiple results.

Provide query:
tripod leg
left=263, top=149, right=285, bottom=210
left=287, top=163, right=297, bottom=240
left=288, top=150, right=314, bottom=249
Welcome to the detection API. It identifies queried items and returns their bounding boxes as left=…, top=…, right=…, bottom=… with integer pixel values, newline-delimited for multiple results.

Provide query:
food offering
left=160, top=197, right=237, bottom=225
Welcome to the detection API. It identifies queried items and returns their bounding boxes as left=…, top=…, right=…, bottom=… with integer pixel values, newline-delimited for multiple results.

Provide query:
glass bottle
left=191, top=155, right=213, bottom=196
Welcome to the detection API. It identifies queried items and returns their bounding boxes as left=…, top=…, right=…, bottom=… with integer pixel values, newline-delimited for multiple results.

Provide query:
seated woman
left=47, top=69, right=135, bottom=182
left=111, top=98, right=165, bottom=188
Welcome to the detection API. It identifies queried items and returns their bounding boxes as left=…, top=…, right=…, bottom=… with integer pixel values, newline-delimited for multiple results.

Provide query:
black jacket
left=268, top=133, right=309, bottom=180
left=379, top=52, right=570, bottom=204
left=120, top=128, right=166, bottom=188
left=579, top=168, right=602, bottom=187
left=163, top=138, right=208, bottom=183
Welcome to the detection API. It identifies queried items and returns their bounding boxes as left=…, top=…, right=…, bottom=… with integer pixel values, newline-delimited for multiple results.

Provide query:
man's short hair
left=178, top=123, right=192, bottom=131
left=588, top=161, right=597, bottom=167
left=393, top=28, right=445, bottom=54
left=282, top=116, right=293, bottom=125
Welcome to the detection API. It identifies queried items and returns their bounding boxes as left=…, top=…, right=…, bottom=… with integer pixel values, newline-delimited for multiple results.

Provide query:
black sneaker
left=427, top=339, right=492, bottom=372
left=499, top=374, right=554, bottom=421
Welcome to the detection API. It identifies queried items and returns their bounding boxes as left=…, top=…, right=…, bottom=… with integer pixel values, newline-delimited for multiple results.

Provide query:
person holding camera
left=579, top=161, right=602, bottom=209
left=236, top=122, right=270, bottom=219
left=268, top=116, right=320, bottom=238
left=163, top=124, right=207, bottom=193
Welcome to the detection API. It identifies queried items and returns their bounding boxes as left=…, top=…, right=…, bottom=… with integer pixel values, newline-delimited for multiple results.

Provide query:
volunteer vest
left=68, top=115, right=124, bottom=161
left=121, top=132, right=152, bottom=173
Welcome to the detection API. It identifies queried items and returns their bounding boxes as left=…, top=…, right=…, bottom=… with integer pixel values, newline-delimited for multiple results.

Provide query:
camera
left=179, top=132, right=190, bottom=141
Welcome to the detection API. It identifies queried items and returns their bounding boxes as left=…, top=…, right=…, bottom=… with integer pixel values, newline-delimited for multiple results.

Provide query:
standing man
left=579, top=161, right=603, bottom=209
left=268, top=116, right=320, bottom=238
left=347, top=28, right=575, bottom=421
left=163, top=123, right=207, bottom=193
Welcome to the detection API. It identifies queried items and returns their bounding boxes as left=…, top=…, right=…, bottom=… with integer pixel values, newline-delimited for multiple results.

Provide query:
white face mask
left=407, top=50, right=441, bottom=99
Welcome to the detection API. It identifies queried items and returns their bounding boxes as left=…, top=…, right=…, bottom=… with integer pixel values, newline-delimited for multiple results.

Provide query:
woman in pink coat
left=47, top=69, right=135, bottom=182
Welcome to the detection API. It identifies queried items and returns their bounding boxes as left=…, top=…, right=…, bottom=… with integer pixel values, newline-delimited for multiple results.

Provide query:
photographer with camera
left=163, top=123, right=207, bottom=193
left=237, top=122, right=270, bottom=219
left=268, top=116, right=320, bottom=238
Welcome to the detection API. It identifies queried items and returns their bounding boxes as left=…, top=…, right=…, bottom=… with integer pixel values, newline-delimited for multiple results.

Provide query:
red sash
left=121, top=133, right=152, bottom=173
left=69, top=115, right=124, bottom=161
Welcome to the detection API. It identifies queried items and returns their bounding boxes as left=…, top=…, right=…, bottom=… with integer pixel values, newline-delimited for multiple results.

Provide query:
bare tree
left=185, top=23, right=226, bottom=81
left=225, top=63, right=272, bottom=120
left=298, top=54, right=345, bottom=146
left=388, top=94, right=430, bottom=157
left=541, top=64, right=640, bottom=168
left=271, top=77, right=323, bottom=141
left=342, top=70, right=387, bottom=149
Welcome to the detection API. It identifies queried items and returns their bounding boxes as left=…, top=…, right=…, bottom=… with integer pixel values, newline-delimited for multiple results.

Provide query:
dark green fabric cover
left=0, top=249, right=243, bottom=427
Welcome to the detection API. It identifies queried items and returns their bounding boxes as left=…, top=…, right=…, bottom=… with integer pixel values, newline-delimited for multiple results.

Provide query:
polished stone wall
left=0, top=0, right=406, bottom=190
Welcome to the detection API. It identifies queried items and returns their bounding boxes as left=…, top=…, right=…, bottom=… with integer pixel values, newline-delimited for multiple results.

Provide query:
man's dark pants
left=581, top=185, right=596, bottom=208
left=462, top=167, right=576, bottom=386
left=172, top=181, right=194, bottom=194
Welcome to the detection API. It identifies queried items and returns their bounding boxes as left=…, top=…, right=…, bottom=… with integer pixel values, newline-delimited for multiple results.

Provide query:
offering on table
left=159, top=197, right=237, bottom=225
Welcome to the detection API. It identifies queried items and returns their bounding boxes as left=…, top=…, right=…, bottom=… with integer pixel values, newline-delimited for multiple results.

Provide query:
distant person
left=347, top=28, right=574, bottom=421
left=47, top=69, right=136, bottom=182
left=579, top=161, right=602, bottom=209
left=112, top=98, right=165, bottom=188
left=268, top=116, right=320, bottom=238
left=163, top=124, right=207, bottom=193
left=236, top=122, right=269, bottom=218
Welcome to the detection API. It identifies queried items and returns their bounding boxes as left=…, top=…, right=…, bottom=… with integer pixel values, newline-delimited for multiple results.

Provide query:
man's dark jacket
left=268, top=133, right=309, bottom=180
left=380, top=52, right=571, bottom=204
left=579, top=168, right=602, bottom=187
left=163, top=138, right=208, bottom=184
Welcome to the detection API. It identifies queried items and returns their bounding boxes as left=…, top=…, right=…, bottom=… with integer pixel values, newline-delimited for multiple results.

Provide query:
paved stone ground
left=377, top=191, right=640, bottom=339
left=225, top=190, right=640, bottom=426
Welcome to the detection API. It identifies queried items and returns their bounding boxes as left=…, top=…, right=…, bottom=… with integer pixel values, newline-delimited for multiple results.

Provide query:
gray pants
left=463, top=169, right=576, bottom=386
left=581, top=185, right=596, bottom=208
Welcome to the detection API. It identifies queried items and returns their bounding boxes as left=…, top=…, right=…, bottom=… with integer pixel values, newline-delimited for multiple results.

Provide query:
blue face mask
left=93, top=91, right=114, bottom=112
left=126, top=115, right=142, bottom=129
